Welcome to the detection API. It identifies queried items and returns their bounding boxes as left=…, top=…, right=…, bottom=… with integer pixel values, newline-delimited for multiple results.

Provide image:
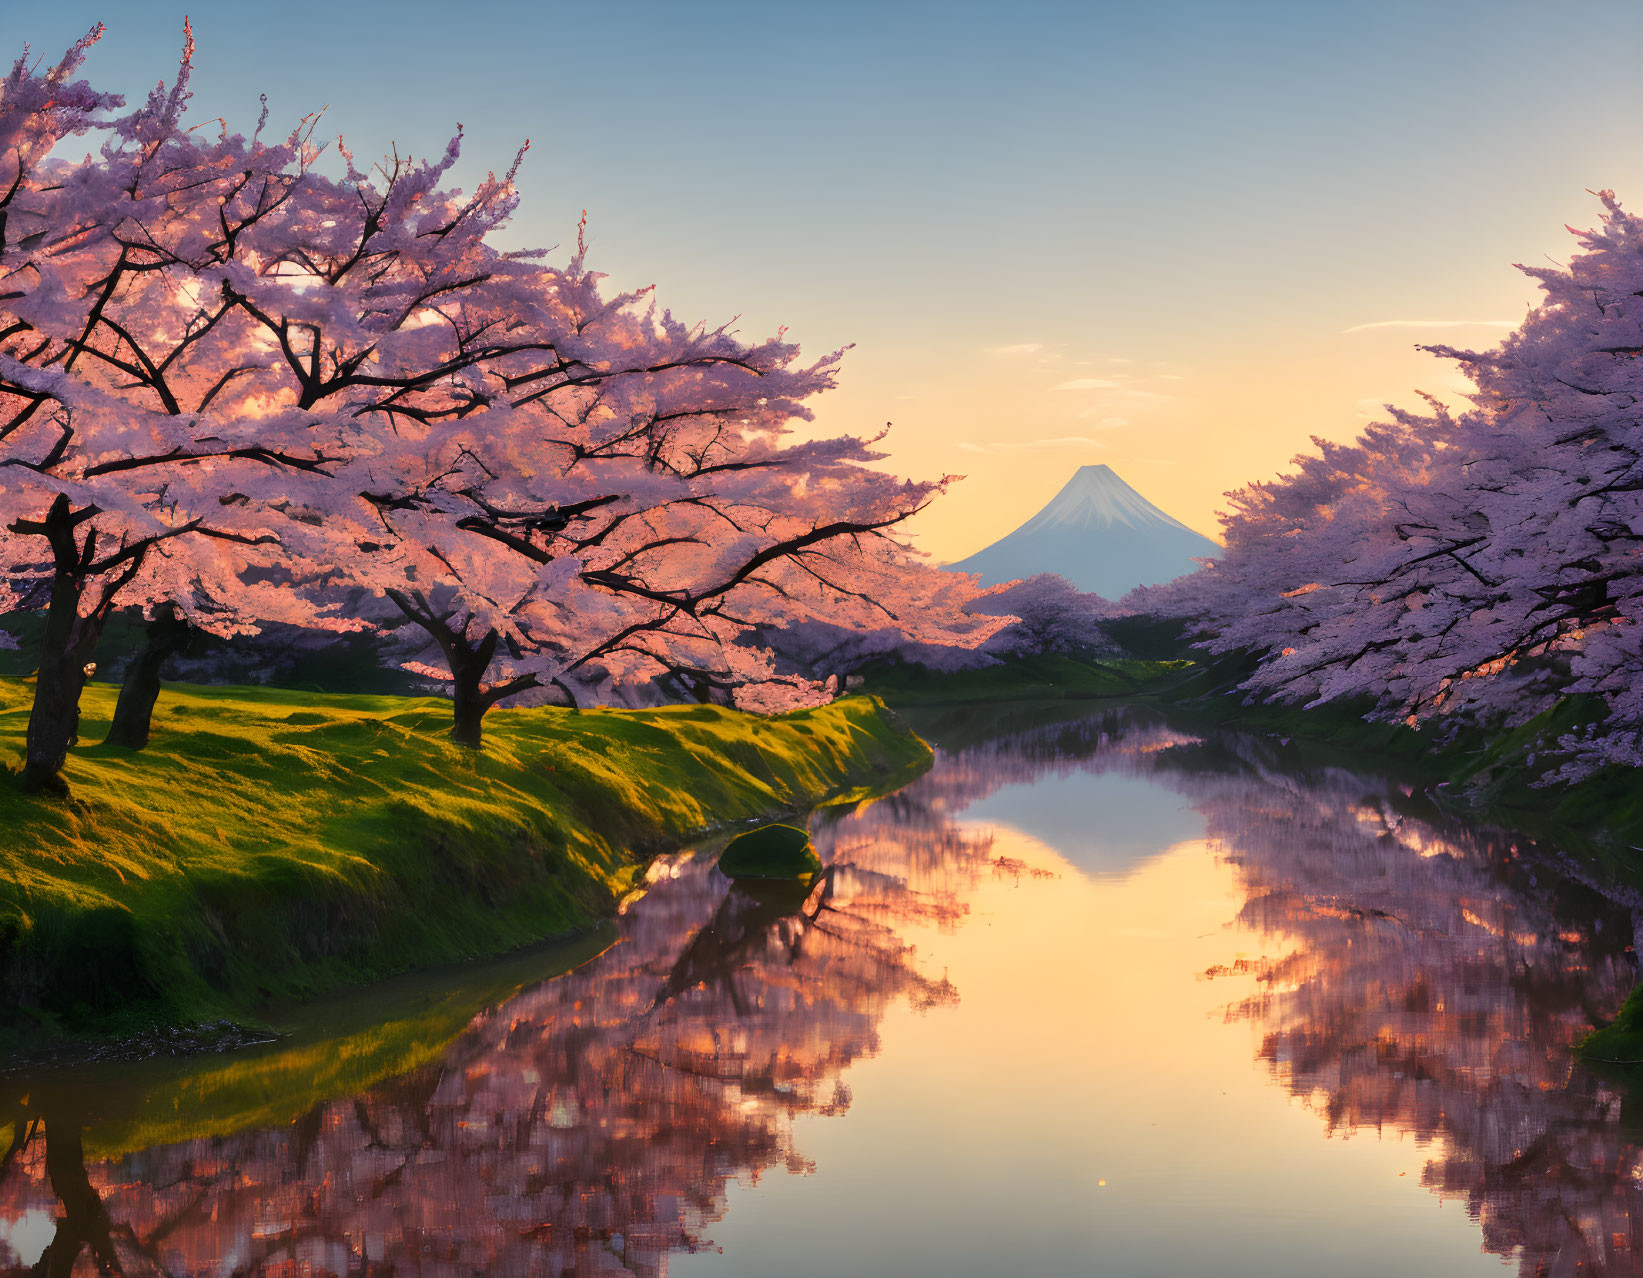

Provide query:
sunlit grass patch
left=0, top=679, right=929, bottom=1049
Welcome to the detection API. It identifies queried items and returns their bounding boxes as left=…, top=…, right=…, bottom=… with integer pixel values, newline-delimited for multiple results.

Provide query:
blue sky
left=20, top=1, right=1643, bottom=554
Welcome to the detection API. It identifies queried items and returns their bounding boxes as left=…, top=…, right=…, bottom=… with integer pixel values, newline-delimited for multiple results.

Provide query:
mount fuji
left=945, top=465, right=1220, bottom=599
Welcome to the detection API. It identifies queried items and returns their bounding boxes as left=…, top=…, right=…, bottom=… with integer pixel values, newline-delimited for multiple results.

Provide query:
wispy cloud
left=959, top=435, right=1111, bottom=455
left=1021, top=435, right=1111, bottom=449
left=987, top=342, right=1045, bottom=356
left=1050, top=377, right=1121, bottom=391
left=1342, top=318, right=1516, bottom=334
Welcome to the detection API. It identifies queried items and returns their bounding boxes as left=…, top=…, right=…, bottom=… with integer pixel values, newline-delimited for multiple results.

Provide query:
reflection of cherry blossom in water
left=0, top=812, right=993, bottom=1276
left=907, top=712, right=1643, bottom=1278
left=6, top=710, right=1643, bottom=1276
left=1179, top=742, right=1642, bottom=1278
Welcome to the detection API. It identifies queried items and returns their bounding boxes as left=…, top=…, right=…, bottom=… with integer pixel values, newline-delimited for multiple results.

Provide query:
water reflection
left=2, top=704, right=1642, bottom=1275
left=0, top=822, right=991, bottom=1275
left=1179, top=742, right=1641, bottom=1277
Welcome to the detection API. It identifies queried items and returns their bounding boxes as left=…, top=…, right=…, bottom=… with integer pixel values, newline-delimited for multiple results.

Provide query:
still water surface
left=3, top=704, right=1641, bottom=1276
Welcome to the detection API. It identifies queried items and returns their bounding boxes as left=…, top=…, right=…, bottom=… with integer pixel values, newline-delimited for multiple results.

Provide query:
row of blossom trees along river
left=1166, top=186, right=1643, bottom=785
left=7, top=25, right=1643, bottom=799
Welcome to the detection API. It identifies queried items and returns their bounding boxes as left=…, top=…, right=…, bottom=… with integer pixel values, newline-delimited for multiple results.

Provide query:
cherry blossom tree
left=1, top=24, right=1000, bottom=777
left=1181, top=412, right=1476, bottom=709
left=0, top=25, right=567, bottom=786
left=341, top=260, right=976, bottom=741
left=312, top=217, right=1011, bottom=744
left=758, top=572, right=1114, bottom=686
left=0, top=25, right=277, bottom=790
left=970, top=573, right=1117, bottom=658
left=743, top=558, right=1016, bottom=688
left=1174, top=192, right=1643, bottom=776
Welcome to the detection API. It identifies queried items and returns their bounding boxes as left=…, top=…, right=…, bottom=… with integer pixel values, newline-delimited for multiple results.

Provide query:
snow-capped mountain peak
left=945, top=465, right=1218, bottom=598
left=1018, top=464, right=1203, bottom=535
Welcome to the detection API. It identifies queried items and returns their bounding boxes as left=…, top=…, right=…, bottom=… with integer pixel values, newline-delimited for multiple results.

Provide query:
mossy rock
left=718, top=823, right=820, bottom=882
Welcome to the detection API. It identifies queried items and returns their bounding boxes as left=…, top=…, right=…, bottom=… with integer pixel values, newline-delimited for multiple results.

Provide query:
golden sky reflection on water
left=679, top=829, right=1517, bottom=1277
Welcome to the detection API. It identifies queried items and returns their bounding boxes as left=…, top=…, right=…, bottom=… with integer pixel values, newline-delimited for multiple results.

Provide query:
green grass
left=4, top=928, right=616, bottom=1161
left=1145, top=659, right=1643, bottom=863
left=0, top=678, right=930, bottom=1049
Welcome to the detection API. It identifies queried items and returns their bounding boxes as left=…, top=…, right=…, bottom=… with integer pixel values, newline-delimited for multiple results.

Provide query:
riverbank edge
left=871, top=652, right=1643, bottom=856
left=0, top=680, right=932, bottom=1055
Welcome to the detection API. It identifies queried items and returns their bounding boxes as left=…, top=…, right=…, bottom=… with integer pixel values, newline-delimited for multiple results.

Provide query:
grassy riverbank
left=862, top=653, right=1189, bottom=706
left=0, top=679, right=929, bottom=1050
left=1, top=929, right=616, bottom=1160
left=1121, top=653, right=1643, bottom=865
left=870, top=645, right=1643, bottom=858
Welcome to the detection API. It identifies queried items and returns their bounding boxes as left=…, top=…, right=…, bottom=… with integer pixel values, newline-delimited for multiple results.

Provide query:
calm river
left=3, top=702, right=1641, bottom=1276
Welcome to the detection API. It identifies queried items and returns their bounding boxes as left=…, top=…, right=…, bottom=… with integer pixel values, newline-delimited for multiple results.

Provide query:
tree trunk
left=12, top=494, right=158, bottom=794
left=36, top=1115, right=118, bottom=1278
left=104, top=606, right=190, bottom=750
left=19, top=558, right=99, bottom=795
left=383, top=593, right=535, bottom=749
left=548, top=677, right=580, bottom=711
left=451, top=657, right=488, bottom=750
left=20, top=665, right=87, bottom=795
